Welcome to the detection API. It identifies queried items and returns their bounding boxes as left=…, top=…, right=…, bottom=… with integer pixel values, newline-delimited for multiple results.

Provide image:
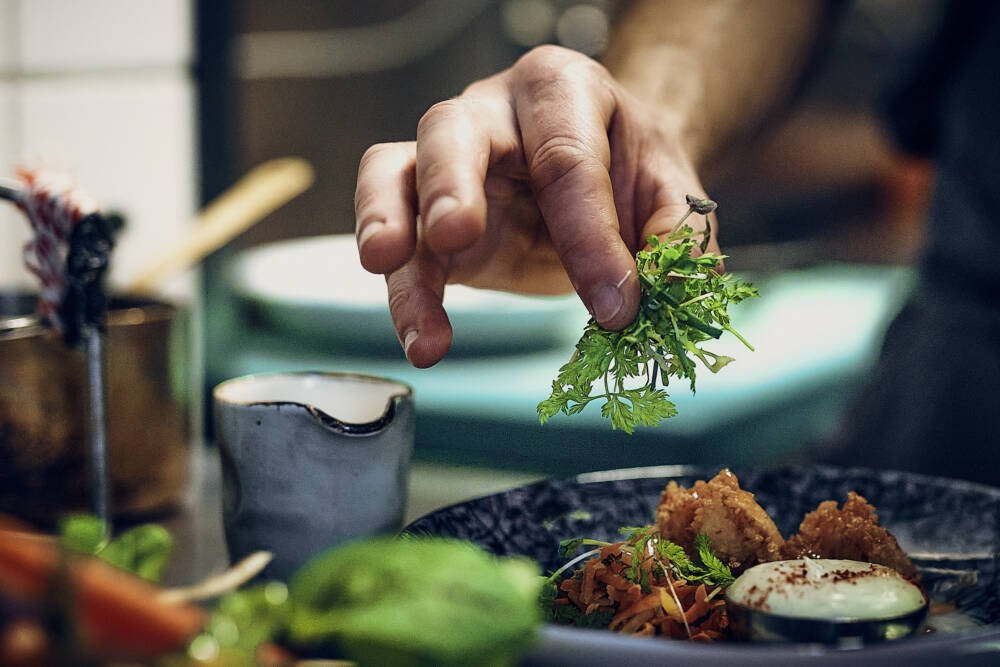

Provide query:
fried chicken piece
left=656, top=469, right=784, bottom=573
left=782, top=492, right=917, bottom=578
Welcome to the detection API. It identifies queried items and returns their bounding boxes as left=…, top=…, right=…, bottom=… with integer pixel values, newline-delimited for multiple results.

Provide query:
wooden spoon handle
left=128, top=156, right=314, bottom=294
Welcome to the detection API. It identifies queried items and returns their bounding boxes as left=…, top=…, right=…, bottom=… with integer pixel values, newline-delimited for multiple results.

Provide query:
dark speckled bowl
left=404, top=464, right=1000, bottom=666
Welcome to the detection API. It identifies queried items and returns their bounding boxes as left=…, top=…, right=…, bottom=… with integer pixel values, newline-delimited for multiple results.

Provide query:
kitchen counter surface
left=162, top=442, right=543, bottom=586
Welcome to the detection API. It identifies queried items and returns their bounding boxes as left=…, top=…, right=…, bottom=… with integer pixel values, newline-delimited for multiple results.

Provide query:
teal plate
left=228, top=234, right=587, bottom=354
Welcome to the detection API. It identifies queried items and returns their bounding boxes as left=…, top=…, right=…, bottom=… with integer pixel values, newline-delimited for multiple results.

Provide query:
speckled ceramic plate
left=404, top=464, right=1000, bottom=666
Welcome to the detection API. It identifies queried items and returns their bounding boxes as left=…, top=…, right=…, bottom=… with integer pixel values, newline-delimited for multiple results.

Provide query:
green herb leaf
left=57, top=514, right=173, bottom=582
left=538, top=574, right=616, bottom=628
left=196, top=581, right=292, bottom=656
left=693, top=533, right=735, bottom=587
left=537, top=196, right=758, bottom=433
left=550, top=603, right=615, bottom=629
left=538, top=577, right=559, bottom=612
left=97, top=524, right=173, bottom=582
left=656, top=538, right=699, bottom=575
left=558, top=537, right=611, bottom=558
left=58, top=514, right=108, bottom=555
left=541, top=509, right=593, bottom=530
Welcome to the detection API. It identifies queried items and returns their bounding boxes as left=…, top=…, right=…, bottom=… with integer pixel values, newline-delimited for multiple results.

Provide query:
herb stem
left=659, top=560, right=693, bottom=639
left=676, top=310, right=723, bottom=339
left=549, top=547, right=606, bottom=582
left=723, top=324, right=755, bottom=351
left=680, top=292, right=714, bottom=307
left=670, top=208, right=694, bottom=234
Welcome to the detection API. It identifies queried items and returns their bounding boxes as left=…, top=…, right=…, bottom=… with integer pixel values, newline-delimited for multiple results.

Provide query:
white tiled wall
left=18, top=0, right=193, bottom=73
left=0, top=0, right=197, bottom=299
left=0, top=80, right=26, bottom=290
left=0, top=1, right=14, bottom=72
left=0, top=2, right=21, bottom=285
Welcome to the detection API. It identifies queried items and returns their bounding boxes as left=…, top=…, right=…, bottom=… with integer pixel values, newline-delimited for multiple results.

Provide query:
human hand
left=355, top=45, right=719, bottom=368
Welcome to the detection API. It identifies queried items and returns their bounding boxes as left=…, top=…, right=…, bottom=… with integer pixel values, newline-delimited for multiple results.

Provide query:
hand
left=355, top=45, right=719, bottom=367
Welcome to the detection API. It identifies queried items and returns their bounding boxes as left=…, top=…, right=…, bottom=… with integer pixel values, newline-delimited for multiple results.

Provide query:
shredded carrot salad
left=542, top=527, right=732, bottom=641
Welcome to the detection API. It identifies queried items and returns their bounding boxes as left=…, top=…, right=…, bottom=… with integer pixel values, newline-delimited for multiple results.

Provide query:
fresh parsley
left=538, top=196, right=758, bottom=433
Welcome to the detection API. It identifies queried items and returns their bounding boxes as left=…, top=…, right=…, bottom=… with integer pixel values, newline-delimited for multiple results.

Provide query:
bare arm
left=605, top=0, right=831, bottom=168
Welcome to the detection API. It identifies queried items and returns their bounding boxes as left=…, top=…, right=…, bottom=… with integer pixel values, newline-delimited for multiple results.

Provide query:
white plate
left=228, top=235, right=588, bottom=354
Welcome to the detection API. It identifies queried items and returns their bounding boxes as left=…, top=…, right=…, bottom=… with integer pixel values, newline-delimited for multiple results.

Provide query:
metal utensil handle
left=85, top=326, right=111, bottom=532
left=0, top=180, right=20, bottom=202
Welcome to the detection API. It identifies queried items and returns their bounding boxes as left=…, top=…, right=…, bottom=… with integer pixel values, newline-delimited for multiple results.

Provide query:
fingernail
left=424, top=196, right=459, bottom=232
left=358, top=220, right=385, bottom=252
left=590, top=283, right=624, bottom=324
left=403, top=329, right=418, bottom=357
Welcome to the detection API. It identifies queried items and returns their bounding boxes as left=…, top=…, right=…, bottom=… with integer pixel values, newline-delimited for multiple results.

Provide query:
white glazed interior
left=215, top=373, right=408, bottom=424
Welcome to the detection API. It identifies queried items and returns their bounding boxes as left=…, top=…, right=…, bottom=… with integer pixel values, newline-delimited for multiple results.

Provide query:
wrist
left=605, top=45, right=715, bottom=170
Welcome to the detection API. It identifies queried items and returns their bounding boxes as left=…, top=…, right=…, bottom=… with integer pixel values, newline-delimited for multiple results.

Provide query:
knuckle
left=460, top=77, right=495, bottom=98
left=417, top=157, right=450, bottom=191
left=558, top=229, right=594, bottom=263
left=359, top=142, right=393, bottom=170
left=356, top=141, right=415, bottom=215
left=385, top=269, right=408, bottom=305
left=529, top=134, right=600, bottom=195
left=514, top=45, right=606, bottom=91
left=515, top=44, right=575, bottom=73
left=386, top=283, right=409, bottom=320
left=417, top=98, right=466, bottom=135
left=460, top=79, right=484, bottom=97
left=358, top=141, right=412, bottom=178
left=353, top=185, right=379, bottom=218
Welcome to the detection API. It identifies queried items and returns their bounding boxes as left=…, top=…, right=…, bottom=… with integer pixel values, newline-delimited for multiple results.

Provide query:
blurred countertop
left=164, top=440, right=543, bottom=585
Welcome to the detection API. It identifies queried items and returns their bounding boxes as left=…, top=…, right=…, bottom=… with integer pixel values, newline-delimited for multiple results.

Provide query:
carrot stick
left=0, top=528, right=205, bottom=660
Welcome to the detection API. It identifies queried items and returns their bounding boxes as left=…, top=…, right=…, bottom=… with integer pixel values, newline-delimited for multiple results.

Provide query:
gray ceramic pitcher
left=213, top=371, right=413, bottom=581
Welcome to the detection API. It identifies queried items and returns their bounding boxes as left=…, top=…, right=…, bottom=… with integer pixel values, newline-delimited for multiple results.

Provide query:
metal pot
left=0, top=291, right=191, bottom=527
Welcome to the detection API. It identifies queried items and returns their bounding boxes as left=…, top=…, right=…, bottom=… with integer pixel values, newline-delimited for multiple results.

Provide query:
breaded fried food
left=782, top=492, right=917, bottom=578
left=656, top=469, right=784, bottom=573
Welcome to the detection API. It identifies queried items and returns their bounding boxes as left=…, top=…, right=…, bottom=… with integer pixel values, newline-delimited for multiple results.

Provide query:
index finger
left=512, top=48, right=639, bottom=330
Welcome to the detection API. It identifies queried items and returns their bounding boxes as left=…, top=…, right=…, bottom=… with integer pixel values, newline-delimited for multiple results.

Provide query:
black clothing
left=824, top=1, right=1000, bottom=486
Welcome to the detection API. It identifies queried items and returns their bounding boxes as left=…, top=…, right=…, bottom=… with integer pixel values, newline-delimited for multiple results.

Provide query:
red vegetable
left=0, top=519, right=205, bottom=661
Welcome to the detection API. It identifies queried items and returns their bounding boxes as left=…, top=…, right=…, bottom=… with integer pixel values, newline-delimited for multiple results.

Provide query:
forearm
left=603, top=0, right=832, bottom=169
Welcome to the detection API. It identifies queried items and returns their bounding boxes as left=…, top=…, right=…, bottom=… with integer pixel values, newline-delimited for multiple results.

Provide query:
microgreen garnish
left=537, top=196, right=758, bottom=433
left=625, top=526, right=734, bottom=588
left=559, top=537, right=617, bottom=558
left=553, top=525, right=733, bottom=590
left=693, top=533, right=735, bottom=587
